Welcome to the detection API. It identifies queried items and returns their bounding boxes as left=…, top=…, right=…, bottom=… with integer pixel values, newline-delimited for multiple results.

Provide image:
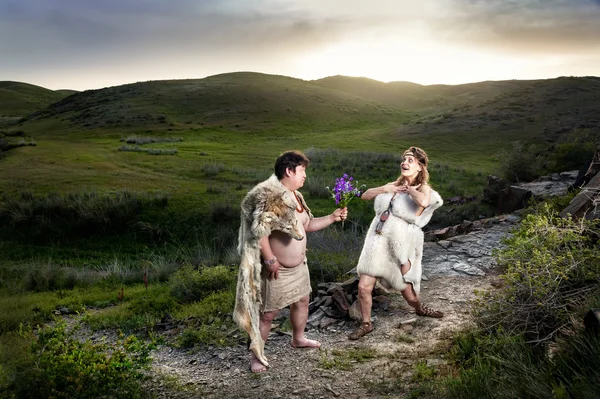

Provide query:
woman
left=349, top=146, right=444, bottom=340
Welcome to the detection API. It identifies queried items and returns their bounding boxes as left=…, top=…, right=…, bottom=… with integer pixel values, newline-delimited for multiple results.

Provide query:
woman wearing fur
left=349, top=146, right=444, bottom=340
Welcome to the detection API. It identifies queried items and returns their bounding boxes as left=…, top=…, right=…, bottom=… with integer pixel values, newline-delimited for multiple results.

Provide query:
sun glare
left=293, top=38, right=537, bottom=85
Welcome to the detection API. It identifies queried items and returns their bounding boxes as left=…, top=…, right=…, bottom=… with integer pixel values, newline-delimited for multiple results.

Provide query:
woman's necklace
left=293, top=191, right=304, bottom=213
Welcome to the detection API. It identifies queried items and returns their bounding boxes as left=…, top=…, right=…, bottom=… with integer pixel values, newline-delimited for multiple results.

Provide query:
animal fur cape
left=356, top=189, right=443, bottom=294
left=233, top=175, right=310, bottom=367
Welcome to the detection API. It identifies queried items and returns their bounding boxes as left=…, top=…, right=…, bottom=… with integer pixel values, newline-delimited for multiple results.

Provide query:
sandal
left=348, top=322, right=373, bottom=340
left=416, top=304, right=444, bottom=318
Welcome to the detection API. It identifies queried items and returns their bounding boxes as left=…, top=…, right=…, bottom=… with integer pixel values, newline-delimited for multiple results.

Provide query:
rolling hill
left=0, top=81, right=74, bottom=117
left=24, top=72, right=408, bottom=132
left=312, top=75, right=532, bottom=113
left=399, top=76, right=600, bottom=142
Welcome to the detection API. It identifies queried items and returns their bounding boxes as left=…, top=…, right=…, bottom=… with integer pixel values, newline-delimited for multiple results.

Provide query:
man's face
left=287, top=164, right=306, bottom=190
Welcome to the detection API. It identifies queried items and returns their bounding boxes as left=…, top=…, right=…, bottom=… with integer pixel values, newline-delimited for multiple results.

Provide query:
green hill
left=0, top=81, right=73, bottom=117
left=312, top=75, right=531, bottom=113
left=26, top=72, right=407, bottom=132
left=400, top=76, right=600, bottom=142
left=1, top=72, right=599, bottom=265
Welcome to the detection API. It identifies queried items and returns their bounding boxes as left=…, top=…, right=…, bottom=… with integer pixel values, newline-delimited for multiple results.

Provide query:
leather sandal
left=416, top=304, right=444, bottom=318
left=348, top=322, right=373, bottom=340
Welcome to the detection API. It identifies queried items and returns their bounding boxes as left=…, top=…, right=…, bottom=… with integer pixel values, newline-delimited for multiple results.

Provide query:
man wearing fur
left=349, top=146, right=444, bottom=340
left=234, top=150, right=348, bottom=373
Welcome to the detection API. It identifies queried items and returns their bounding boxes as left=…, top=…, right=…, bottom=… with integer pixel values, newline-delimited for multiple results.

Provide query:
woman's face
left=400, top=155, right=422, bottom=179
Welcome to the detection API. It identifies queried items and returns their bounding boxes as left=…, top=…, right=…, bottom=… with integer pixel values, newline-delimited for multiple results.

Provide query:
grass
left=318, top=346, right=379, bottom=370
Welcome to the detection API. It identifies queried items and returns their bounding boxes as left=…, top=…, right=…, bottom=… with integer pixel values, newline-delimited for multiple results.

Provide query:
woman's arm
left=360, top=183, right=403, bottom=201
left=399, top=183, right=431, bottom=208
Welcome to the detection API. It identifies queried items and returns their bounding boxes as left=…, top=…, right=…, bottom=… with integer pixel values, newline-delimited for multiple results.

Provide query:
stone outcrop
left=484, top=171, right=578, bottom=213
left=560, top=146, right=600, bottom=221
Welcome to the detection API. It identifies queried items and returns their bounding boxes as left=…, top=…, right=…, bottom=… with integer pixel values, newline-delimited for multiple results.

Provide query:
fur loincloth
left=356, top=190, right=443, bottom=294
left=233, top=175, right=311, bottom=367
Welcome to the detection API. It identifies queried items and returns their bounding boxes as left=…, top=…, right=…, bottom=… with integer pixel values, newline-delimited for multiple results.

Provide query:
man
left=242, top=150, right=347, bottom=373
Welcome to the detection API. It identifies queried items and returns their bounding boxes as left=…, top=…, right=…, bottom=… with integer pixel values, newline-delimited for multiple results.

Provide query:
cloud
left=433, top=0, right=600, bottom=54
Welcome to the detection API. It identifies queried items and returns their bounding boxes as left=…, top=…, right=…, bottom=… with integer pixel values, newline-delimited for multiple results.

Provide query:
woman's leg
left=349, top=274, right=377, bottom=340
left=400, top=261, right=443, bottom=318
left=357, top=274, right=378, bottom=323
left=399, top=260, right=423, bottom=311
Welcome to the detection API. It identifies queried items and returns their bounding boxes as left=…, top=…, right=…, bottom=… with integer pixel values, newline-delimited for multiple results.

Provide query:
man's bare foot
left=291, top=337, right=321, bottom=348
left=250, top=354, right=267, bottom=373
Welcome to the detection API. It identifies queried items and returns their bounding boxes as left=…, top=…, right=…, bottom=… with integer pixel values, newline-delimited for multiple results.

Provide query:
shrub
left=0, top=322, right=152, bottom=398
left=473, top=204, right=600, bottom=343
left=0, top=191, right=168, bottom=243
left=499, top=141, right=544, bottom=182
left=201, top=162, right=225, bottom=176
left=121, top=135, right=182, bottom=145
left=169, top=265, right=236, bottom=304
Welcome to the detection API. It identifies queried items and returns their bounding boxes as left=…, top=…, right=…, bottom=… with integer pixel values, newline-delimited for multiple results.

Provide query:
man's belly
left=269, top=231, right=306, bottom=267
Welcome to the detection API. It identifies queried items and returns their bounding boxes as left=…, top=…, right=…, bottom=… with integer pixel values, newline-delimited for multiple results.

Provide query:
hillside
left=24, top=72, right=408, bottom=132
left=312, top=75, right=531, bottom=113
left=400, top=76, right=600, bottom=142
left=0, top=81, right=73, bottom=117
left=314, top=75, right=600, bottom=145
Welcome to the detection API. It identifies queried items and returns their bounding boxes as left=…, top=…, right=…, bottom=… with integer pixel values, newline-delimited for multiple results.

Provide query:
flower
left=327, top=174, right=365, bottom=209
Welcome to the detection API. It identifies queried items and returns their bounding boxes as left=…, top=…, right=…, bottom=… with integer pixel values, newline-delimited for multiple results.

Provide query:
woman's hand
left=383, top=183, right=404, bottom=194
left=398, top=183, right=421, bottom=194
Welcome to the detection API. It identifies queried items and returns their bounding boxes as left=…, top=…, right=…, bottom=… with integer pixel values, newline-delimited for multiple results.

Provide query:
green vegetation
left=0, top=322, right=153, bottom=398
left=0, top=81, right=72, bottom=117
left=1, top=72, right=599, bottom=397
left=318, top=346, right=379, bottom=370
left=400, top=201, right=600, bottom=398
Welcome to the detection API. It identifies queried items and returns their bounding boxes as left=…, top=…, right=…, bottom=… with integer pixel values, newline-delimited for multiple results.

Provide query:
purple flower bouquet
left=327, top=174, right=365, bottom=226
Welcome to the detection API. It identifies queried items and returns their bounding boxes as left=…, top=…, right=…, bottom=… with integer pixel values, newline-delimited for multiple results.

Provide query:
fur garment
left=233, top=175, right=310, bottom=367
left=356, top=190, right=443, bottom=294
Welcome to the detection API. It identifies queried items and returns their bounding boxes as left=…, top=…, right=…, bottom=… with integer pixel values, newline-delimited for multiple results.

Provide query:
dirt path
left=146, top=274, right=499, bottom=399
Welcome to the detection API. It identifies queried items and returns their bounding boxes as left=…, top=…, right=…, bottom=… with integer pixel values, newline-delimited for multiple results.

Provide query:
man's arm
left=305, top=207, right=347, bottom=232
left=259, top=235, right=280, bottom=280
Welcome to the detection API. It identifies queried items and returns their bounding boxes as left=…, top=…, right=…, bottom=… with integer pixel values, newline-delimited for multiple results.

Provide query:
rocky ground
left=146, top=274, right=501, bottom=399
left=61, top=216, right=517, bottom=398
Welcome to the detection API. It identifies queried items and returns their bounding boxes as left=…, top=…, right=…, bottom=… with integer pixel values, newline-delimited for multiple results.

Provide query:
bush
left=0, top=191, right=169, bottom=243
left=0, top=322, right=152, bottom=398
left=473, top=204, right=600, bottom=342
left=169, top=265, right=236, bottom=303
left=499, top=141, right=544, bottom=182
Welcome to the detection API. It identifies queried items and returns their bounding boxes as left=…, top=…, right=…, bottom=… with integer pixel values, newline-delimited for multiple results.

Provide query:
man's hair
left=274, top=150, right=310, bottom=179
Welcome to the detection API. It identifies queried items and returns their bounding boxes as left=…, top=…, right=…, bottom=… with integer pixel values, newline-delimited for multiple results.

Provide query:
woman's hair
left=274, top=150, right=310, bottom=179
left=395, top=146, right=430, bottom=186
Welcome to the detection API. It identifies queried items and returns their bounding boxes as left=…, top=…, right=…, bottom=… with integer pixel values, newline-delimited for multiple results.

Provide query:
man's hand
left=266, top=260, right=280, bottom=280
left=332, top=207, right=348, bottom=222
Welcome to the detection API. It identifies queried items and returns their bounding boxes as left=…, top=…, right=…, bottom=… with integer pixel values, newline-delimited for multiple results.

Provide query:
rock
left=398, top=317, right=417, bottom=326
left=437, top=240, right=452, bottom=249
left=451, top=262, right=486, bottom=276
left=348, top=301, right=361, bottom=321
left=560, top=171, right=600, bottom=221
left=319, top=317, right=338, bottom=329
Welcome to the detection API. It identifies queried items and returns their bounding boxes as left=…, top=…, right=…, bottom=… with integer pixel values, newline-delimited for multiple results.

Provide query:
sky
left=1, top=0, right=600, bottom=91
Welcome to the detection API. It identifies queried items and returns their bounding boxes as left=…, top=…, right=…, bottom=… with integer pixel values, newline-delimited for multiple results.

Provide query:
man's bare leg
left=250, top=310, right=278, bottom=373
left=290, top=295, right=321, bottom=348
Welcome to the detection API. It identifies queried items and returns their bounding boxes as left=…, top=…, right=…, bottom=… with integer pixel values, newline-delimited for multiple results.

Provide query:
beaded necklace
left=293, top=191, right=305, bottom=213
